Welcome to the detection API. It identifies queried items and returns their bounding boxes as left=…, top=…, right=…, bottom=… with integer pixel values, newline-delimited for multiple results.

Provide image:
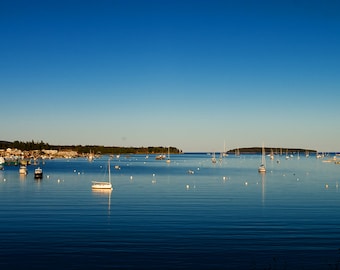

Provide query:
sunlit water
left=1, top=154, right=340, bottom=269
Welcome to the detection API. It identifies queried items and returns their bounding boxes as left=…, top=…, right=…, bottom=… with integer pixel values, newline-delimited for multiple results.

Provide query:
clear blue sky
left=1, top=0, right=339, bottom=152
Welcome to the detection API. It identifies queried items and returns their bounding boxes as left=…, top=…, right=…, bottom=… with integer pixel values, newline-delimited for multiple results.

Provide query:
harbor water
left=0, top=154, right=340, bottom=269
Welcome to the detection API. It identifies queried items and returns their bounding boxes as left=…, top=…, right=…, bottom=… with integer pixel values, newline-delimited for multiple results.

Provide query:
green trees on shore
left=0, top=140, right=50, bottom=151
left=0, top=140, right=182, bottom=155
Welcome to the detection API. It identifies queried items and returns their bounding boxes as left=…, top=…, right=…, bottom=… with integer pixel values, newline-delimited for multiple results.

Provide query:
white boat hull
left=258, top=165, right=266, bottom=173
left=19, top=166, right=27, bottom=175
left=92, top=181, right=112, bottom=189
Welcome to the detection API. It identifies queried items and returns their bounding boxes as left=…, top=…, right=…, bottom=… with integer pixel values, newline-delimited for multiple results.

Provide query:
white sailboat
left=219, top=152, right=223, bottom=163
left=270, top=149, right=274, bottom=160
left=166, top=147, right=171, bottom=163
left=92, top=159, right=113, bottom=190
left=211, top=152, right=217, bottom=163
left=258, top=144, right=266, bottom=173
left=222, top=140, right=228, bottom=157
left=88, top=149, right=94, bottom=162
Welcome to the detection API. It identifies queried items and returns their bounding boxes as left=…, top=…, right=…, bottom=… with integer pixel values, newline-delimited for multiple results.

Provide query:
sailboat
left=88, top=149, right=94, bottom=162
left=258, top=144, right=266, bottom=173
left=211, top=152, right=217, bottom=163
left=92, top=159, right=113, bottom=190
left=222, top=141, right=228, bottom=157
left=166, top=147, right=171, bottom=163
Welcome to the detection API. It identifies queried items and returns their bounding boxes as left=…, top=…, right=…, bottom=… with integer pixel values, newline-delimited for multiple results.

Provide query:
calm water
left=1, top=154, right=340, bottom=269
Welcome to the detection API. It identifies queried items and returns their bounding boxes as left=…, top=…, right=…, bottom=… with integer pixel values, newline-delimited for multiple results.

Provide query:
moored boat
left=92, top=159, right=112, bottom=190
left=0, top=157, right=4, bottom=170
left=258, top=144, right=266, bottom=173
left=258, top=164, right=266, bottom=173
left=19, top=165, right=28, bottom=175
left=166, top=147, right=171, bottom=163
left=155, top=154, right=166, bottom=160
left=211, top=152, right=217, bottom=163
left=92, top=181, right=112, bottom=189
left=34, top=167, right=43, bottom=178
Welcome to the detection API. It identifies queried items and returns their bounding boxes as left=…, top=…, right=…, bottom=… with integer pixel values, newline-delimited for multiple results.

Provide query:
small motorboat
left=19, top=165, right=28, bottom=175
left=34, top=167, right=43, bottom=179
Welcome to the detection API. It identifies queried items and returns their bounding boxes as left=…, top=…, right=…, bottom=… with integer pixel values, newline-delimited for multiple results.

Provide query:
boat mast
left=166, top=146, right=171, bottom=163
left=108, top=159, right=111, bottom=184
left=262, top=144, right=266, bottom=166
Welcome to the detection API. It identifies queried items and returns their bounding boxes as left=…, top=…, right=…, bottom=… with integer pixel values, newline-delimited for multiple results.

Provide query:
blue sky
left=1, top=0, right=340, bottom=152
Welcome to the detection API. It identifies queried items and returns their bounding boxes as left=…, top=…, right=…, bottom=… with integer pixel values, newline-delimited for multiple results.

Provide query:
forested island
left=228, top=147, right=317, bottom=155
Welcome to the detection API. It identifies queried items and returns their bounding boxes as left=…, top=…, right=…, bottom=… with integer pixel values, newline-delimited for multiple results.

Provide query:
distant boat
left=219, top=152, right=223, bottom=163
left=316, top=152, right=322, bottom=159
left=258, top=144, right=266, bottom=173
left=211, top=152, right=217, bottom=163
left=166, top=147, right=171, bottom=163
left=285, top=149, right=290, bottom=160
left=88, top=150, right=94, bottom=162
left=0, top=157, right=4, bottom=170
left=222, top=140, right=228, bottom=157
left=155, top=154, right=166, bottom=160
left=19, top=165, right=28, bottom=175
left=92, top=159, right=112, bottom=190
left=34, top=167, right=43, bottom=178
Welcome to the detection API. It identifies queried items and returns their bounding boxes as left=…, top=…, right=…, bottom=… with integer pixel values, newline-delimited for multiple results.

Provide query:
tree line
left=0, top=140, right=182, bottom=155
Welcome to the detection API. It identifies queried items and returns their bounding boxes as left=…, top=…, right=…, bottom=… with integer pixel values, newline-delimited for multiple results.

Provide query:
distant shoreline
left=0, top=140, right=182, bottom=155
left=1, top=140, right=328, bottom=156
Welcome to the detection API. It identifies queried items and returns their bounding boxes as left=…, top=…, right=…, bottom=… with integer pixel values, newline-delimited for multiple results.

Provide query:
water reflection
left=19, top=174, right=26, bottom=181
left=0, top=170, right=4, bottom=182
left=260, top=172, right=266, bottom=206
left=92, top=189, right=112, bottom=214
left=2, top=154, right=340, bottom=269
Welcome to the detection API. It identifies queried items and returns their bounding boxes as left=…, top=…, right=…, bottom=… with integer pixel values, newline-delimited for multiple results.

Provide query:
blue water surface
left=0, top=154, right=340, bottom=269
